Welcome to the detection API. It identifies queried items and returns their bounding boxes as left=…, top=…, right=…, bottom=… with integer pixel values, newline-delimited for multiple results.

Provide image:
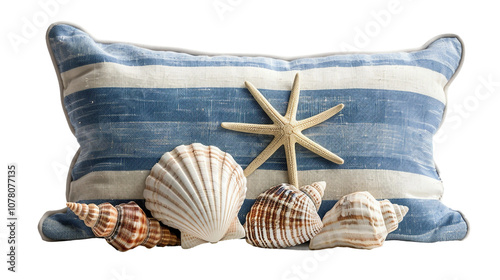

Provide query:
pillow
left=39, top=23, right=468, bottom=243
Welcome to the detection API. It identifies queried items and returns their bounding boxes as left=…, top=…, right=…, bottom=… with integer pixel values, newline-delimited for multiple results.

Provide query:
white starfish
left=221, top=72, right=344, bottom=187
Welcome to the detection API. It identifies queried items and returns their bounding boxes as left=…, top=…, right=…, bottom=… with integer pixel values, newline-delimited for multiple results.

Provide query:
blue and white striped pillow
left=39, top=23, right=468, bottom=243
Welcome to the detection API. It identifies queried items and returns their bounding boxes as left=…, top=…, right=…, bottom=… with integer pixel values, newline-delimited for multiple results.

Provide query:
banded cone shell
left=144, top=143, right=247, bottom=249
left=244, top=182, right=325, bottom=249
left=299, top=181, right=326, bottom=210
left=67, top=201, right=180, bottom=251
left=309, top=191, right=409, bottom=250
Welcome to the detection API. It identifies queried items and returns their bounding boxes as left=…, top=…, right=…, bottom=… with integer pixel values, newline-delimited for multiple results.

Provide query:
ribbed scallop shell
left=244, top=182, right=326, bottom=248
left=67, top=201, right=180, bottom=251
left=144, top=143, right=247, bottom=249
left=309, top=191, right=409, bottom=250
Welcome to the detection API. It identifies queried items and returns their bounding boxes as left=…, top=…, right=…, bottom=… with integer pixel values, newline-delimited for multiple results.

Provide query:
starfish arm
left=221, top=122, right=279, bottom=135
left=243, top=135, right=285, bottom=177
left=297, top=103, right=344, bottom=130
left=284, top=137, right=299, bottom=187
left=245, top=81, right=286, bottom=124
left=285, top=72, right=301, bottom=123
left=296, top=132, right=344, bottom=165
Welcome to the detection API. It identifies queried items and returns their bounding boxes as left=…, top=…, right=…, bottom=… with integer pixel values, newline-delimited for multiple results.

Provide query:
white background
left=1, top=0, right=498, bottom=279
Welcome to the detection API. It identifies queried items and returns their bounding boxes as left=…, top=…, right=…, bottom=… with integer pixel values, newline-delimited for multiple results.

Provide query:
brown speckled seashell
left=67, top=201, right=180, bottom=251
left=309, top=191, right=409, bottom=250
left=244, top=182, right=326, bottom=248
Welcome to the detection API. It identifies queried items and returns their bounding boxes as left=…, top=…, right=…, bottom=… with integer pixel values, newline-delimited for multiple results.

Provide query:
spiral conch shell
left=309, top=191, right=409, bottom=250
left=67, top=201, right=180, bottom=251
left=244, top=182, right=326, bottom=248
left=144, top=143, right=247, bottom=249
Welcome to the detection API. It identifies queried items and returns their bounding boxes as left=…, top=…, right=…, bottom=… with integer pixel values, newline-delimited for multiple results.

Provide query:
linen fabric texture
left=39, top=23, right=468, bottom=243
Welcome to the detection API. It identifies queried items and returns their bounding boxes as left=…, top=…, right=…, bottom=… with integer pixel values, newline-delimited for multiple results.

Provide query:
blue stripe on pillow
left=238, top=198, right=468, bottom=242
left=64, top=88, right=444, bottom=127
left=41, top=198, right=468, bottom=242
left=48, top=24, right=462, bottom=80
left=65, top=87, right=441, bottom=181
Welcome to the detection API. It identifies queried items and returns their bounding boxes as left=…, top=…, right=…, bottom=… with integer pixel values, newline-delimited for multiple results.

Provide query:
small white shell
left=309, top=191, right=408, bottom=250
left=144, top=143, right=247, bottom=249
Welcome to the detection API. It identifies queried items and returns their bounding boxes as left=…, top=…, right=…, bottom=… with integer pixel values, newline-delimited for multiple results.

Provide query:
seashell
left=309, top=191, right=409, bottom=250
left=143, top=143, right=247, bottom=249
left=67, top=201, right=180, bottom=251
left=244, top=181, right=326, bottom=248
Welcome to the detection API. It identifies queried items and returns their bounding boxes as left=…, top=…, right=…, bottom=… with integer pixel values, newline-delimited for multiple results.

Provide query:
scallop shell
left=244, top=181, right=326, bottom=248
left=144, top=143, right=247, bottom=249
left=309, top=191, right=409, bottom=250
left=67, top=201, right=180, bottom=251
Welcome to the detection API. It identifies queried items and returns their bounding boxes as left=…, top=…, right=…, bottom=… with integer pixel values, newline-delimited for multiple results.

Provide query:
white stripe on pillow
left=68, top=169, right=443, bottom=202
left=61, top=63, right=449, bottom=103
